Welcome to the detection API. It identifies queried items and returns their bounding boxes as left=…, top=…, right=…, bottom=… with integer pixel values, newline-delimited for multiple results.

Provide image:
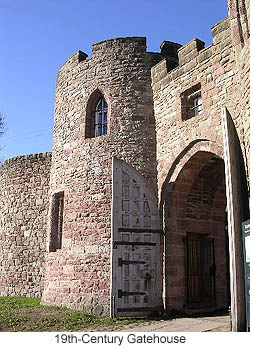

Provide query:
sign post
left=242, top=220, right=250, bottom=331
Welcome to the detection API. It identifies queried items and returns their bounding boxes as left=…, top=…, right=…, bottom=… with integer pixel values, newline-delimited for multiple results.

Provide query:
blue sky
left=0, top=0, right=228, bottom=161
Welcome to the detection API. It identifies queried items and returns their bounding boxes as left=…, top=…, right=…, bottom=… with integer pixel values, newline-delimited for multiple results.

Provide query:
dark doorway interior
left=164, top=151, right=229, bottom=314
left=186, top=232, right=215, bottom=309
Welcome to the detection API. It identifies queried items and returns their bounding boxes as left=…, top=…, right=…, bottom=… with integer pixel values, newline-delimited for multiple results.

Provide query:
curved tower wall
left=41, top=37, right=180, bottom=314
left=0, top=153, right=52, bottom=297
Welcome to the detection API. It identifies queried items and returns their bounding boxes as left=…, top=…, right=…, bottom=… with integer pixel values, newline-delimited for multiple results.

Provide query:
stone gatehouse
left=0, top=0, right=250, bottom=331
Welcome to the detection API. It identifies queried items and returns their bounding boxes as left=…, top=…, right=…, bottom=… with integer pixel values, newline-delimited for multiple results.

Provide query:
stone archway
left=161, top=144, right=229, bottom=314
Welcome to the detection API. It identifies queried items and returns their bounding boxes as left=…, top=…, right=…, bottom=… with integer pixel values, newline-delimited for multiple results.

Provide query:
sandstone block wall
left=228, top=0, right=250, bottom=189
left=152, top=11, right=249, bottom=201
left=151, top=0, right=250, bottom=313
left=0, top=153, right=52, bottom=297
left=152, top=17, right=235, bottom=194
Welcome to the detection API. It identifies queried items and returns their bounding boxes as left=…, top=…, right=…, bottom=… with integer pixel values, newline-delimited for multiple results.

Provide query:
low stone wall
left=0, top=152, right=52, bottom=297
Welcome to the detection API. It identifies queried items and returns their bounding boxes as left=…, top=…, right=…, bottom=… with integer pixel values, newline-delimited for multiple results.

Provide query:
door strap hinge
left=118, top=258, right=146, bottom=266
left=118, top=289, right=146, bottom=298
left=113, top=241, right=156, bottom=246
left=118, top=228, right=162, bottom=234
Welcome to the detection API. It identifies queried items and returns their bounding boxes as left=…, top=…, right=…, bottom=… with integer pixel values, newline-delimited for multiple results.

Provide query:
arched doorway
left=162, top=150, right=229, bottom=314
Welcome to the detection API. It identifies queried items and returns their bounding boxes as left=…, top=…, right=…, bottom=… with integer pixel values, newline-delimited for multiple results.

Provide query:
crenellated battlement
left=58, top=37, right=148, bottom=73
left=211, top=17, right=230, bottom=43
left=178, top=38, right=205, bottom=66
left=151, top=17, right=232, bottom=88
left=57, top=50, right=88, bottom=73
left=57, top=36, right=182, bottom=77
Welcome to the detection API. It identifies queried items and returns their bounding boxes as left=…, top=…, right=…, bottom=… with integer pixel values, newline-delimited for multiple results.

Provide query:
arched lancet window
left=85, top=91, right=109, bottom=139
left=95, top=98, right=108, bottom=137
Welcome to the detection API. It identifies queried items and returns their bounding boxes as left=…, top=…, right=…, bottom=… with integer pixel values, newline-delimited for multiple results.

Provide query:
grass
left=0, top=296, right=147, bottom=332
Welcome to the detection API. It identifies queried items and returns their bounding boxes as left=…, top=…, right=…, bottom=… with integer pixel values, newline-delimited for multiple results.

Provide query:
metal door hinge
left=118, top=289, right=146, bottom=298
left=118, top=258, right=146, bottom=266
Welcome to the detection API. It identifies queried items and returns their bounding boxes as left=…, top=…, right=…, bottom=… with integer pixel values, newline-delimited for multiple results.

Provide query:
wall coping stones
left=92, top=37, right=148, bottom=57
left=178, top=38, right=205, bottom=66
left=151, top=19, right=232, bottom=87
left=198, top=45, right=213, bottom=64
left=92, top=36, right=147, bottom=47
left=58, top=37, right=151, bottom=74
left=151, top=38, right=207, bottom=87
left=0, top=152, right=52, bottom=170
left=58, top=50, right=88, bottom=72
left=211, top=17, right=230, bottom=38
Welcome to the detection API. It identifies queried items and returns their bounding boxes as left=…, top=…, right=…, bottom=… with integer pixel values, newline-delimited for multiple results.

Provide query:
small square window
left=181, top=83, right=202, bottom=120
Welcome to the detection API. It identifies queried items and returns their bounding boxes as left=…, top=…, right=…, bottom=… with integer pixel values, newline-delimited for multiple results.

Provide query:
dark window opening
left=181, top=83, right=202, bottom=120
left=95, top=98, right=108, bottom=137
left=49, top=192, right=64, bottom=252
left=85, top=90, right=108, bottom=138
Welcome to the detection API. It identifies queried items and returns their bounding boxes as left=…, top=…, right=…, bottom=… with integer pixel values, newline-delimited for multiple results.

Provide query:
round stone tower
left=41, top=37, right=179, bottom=314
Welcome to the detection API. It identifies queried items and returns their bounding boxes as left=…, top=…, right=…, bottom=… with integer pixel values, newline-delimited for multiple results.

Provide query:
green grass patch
left=0, top=296, right=147, bottom=332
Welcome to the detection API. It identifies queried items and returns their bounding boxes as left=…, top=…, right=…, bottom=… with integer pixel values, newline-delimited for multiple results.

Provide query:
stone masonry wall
left=228, top=0, right=250, bottom=190
left=42, top=37, right=181, bottom=314
left=152, top=18, right=235, bottom=195
left=151, top=0, right=250, bottom=313
left=0, top=153, right=52, bottom=297
left=152, top=2, right=250, bottom=198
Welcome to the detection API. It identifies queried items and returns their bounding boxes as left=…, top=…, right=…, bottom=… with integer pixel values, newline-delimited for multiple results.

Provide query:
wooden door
left=111, top=158, right=163, bottom=317
left=186, top=233, right=215, bottom=309
left=222, top=107, right=249, bottom=330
